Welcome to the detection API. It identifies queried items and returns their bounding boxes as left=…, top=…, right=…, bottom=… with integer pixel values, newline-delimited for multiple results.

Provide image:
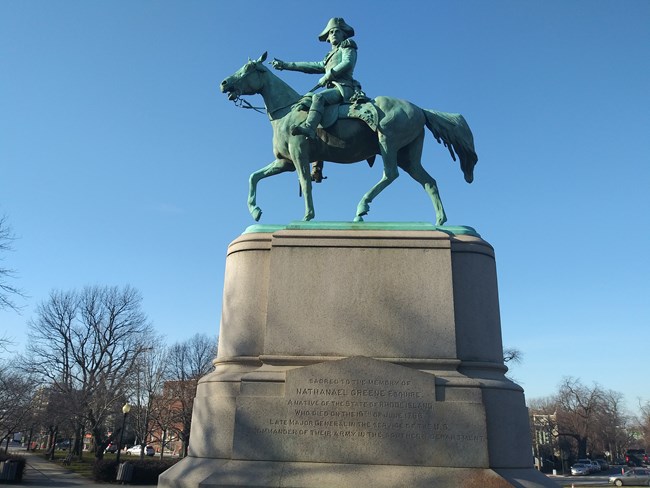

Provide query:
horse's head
left=220, top=52, right=269, bottom=101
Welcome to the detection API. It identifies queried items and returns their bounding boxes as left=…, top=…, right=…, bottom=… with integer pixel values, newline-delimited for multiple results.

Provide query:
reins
left=231, top=95, right=266, bottom=115
left=231, top=95, right=297, bottom=121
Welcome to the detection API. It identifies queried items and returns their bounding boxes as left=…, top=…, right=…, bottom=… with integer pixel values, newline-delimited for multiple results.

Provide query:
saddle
left=295, top=95, right=380, bottom=132
left=322, top=100, right=379, bottom=132
left=293, top=95, right=379, bottom=187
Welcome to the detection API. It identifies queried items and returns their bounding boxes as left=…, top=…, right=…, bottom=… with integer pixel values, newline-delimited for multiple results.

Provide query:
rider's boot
left=291, top=97, right=324, bottom=139
left=311, top=161, right=325, bottom=182
left=291, top=108, right=322, bottom=139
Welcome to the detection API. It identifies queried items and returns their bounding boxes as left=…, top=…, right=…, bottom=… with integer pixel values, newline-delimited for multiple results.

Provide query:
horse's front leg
left=289, top=141, right=315, bottom=221
left=248, top=159, right=295, bottom=221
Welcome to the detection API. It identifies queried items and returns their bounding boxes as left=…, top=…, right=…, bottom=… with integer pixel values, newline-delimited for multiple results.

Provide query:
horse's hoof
left=353, top=216, right=364, bottom=222
left=356, top=203, right=369, bottom=217
left=303, top=214, right=314, bottom=221
left=436, top=215, right=447, bottom=226
left=251, top=207, right=262, bottom=221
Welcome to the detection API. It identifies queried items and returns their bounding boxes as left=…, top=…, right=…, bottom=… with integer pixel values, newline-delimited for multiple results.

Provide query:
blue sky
left=1, top=1, right=649, bottom=413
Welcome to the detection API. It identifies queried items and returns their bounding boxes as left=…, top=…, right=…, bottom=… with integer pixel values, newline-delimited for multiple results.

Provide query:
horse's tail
left=423, top=109, right=478, bottom=183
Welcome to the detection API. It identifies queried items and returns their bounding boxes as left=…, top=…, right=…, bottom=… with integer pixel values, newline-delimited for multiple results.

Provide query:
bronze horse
left=220, top=52, right=478, bottom=225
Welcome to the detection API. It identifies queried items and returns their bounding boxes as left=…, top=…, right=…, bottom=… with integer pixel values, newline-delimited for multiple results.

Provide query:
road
left=548, top=466, right=630, bottom=487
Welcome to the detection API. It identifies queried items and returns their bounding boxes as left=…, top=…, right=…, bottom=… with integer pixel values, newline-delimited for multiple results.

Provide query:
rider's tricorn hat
left=318, top=17, right=355, bottom=42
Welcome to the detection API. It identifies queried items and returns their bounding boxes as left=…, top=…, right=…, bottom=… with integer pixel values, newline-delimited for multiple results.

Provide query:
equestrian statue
left=220, top=17, right=478, bottom=225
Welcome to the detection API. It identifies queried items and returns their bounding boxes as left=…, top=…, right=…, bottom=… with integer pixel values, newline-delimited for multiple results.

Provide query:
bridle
left=225, top=61, right=295, bottom=119
left=226, top=61, right=267, bottom=115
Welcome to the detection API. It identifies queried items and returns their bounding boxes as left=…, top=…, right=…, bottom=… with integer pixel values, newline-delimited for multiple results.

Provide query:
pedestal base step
left=158, top=457, right=557, bottom=488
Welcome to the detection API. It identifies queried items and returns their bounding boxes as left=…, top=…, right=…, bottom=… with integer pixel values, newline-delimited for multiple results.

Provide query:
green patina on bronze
left=243, top=222, right=481, bottom=238
left=270, top=17, right=364, bottom=140
left=221, top=18, right=478, bottom=226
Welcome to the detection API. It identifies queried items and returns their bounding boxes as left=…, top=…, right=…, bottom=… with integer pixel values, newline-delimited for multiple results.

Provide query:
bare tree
left=0, top=215, right=25, bottom=312
left=129, top=337, right=168, bottom=457
left=503, top=347, right=524, bottom=365
left=30, top=387, right=78, bottom=459
left=503, top=346, right=524, bottom=382
left=0, top=334, right=13, bottom=354
left=23, top=285, right=154, bottom=459
left=554, top=378, right=603, bottom=457
left=642, top=400, right=650, bottom=435
left=633, top=399, right=650, bottom=455
left=590, top=389, right=630, bottom=460
left=23, top=386, right=56, bottom=452
left=530, top=381, right=635, bottom=465
left=0, top=365, right=35, bottom=452
left=160, top=333, right=217, bottom=457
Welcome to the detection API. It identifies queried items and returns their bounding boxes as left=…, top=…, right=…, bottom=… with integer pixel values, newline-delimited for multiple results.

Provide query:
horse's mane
left=257, top=60, right=302, bottom=108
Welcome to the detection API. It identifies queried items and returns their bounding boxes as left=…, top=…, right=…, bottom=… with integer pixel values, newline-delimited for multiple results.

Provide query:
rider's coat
left=288, top=39, right=361, bottom=100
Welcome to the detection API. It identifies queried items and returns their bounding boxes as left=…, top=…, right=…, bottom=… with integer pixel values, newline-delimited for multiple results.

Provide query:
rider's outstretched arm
left=272, top=59, right=325, bottom=74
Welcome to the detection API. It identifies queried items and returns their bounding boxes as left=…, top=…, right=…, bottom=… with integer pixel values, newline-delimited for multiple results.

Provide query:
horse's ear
left=258, top=52, right=268, bottom=63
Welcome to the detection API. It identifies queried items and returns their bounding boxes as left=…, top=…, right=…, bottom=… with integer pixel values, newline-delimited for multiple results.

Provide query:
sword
left=306, top=81, right=324, bottom=94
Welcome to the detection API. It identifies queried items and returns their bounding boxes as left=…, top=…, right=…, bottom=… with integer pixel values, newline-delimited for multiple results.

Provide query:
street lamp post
left=115, top=403, right=131, bottom=464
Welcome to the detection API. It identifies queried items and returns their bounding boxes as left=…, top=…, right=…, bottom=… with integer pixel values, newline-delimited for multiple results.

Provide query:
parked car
left=589, top=459, right=601, bottom=472
left=55, top=440, right=71, bottom=450
left=577, top=459, right=598, bottom=473
left=596, top=458, right=610, bottom=470
left=125, top=444, right=155, bottom=456
left=571, top=463, right=590, bottom=476
left=625, top=449, right=648, bottom=467
left=608, top=467, right=650, bottom=486
left=104, top=443, right=118, bottom=454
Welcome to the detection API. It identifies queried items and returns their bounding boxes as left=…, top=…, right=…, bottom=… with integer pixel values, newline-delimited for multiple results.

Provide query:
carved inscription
left=254, top=375, right=482, bottom=444
left=233, top=357, right=490, bottom=467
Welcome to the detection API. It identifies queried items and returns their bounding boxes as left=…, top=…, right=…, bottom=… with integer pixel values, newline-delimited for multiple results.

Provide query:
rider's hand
left=271, top=58, right=285, bottom=70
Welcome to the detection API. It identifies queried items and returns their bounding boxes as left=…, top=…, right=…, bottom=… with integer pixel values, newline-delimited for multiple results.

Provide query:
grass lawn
left=43, top=451, right=97, bottom=478
left=44, top=450, right=163, bottom=479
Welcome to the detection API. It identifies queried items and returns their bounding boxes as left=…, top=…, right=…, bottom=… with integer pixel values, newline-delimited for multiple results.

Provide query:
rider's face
left=328, top=28, right=345, bottom=46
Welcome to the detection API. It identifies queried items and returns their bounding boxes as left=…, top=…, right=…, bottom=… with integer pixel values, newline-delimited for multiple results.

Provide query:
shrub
left=130, top=458, right=179, bottom=485
left=92, top=459, right=118, bottom=482
left=92, top=458, right=179, bottom=484
left=0, top=453, right=26, bottom=483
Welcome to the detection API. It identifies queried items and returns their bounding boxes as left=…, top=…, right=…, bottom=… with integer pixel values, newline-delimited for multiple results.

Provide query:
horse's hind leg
left=248, top=159, right=294, bottom=221
left=354, top=139, right=399, bottom=222
left=400, top=136, right=447, bottom=226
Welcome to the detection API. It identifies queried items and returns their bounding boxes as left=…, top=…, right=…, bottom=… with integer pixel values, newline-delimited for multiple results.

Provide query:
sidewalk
left=4, top=451, right=117, bottom=487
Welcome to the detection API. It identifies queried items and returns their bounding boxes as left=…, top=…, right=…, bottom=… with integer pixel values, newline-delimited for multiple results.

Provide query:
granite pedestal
left=158, top=222, right=555, bottom=488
